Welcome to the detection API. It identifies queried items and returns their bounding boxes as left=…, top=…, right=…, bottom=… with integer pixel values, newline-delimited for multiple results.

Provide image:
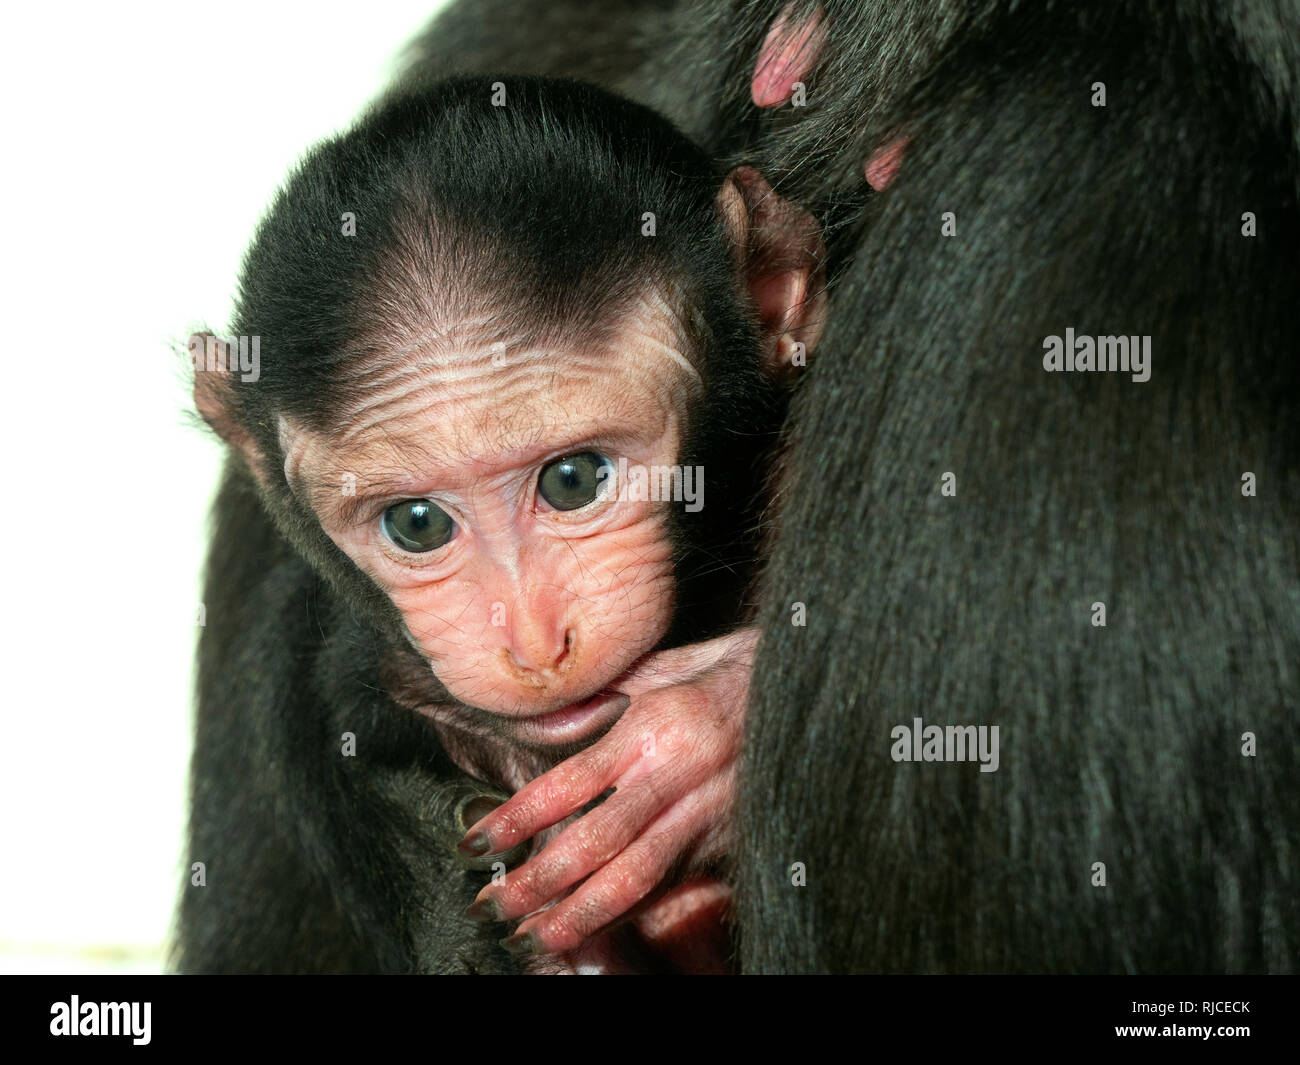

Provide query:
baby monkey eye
left=538, top=452, right=613, bottom=511
left=381, top=500, right=456, bottom=553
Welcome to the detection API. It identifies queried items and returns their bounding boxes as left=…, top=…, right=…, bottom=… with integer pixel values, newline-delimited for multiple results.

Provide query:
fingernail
left=466, top=896, right=502, bottom=923
left=500, top=930, right=539, bottom=956
left=457, top=831, right=492, bottom=857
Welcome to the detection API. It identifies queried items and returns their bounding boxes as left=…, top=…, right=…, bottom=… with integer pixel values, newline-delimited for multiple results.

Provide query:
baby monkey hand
left=458, top=627, right=758, bottom=957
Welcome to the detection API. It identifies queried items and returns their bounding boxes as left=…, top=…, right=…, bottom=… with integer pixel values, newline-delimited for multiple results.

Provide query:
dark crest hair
left=231, top=75, right=759, bottom=435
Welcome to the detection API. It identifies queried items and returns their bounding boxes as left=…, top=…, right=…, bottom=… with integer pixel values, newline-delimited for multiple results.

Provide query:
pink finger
left=500, top=826, right=682, bottom=955
left=469, top=778, right=674, bottom=921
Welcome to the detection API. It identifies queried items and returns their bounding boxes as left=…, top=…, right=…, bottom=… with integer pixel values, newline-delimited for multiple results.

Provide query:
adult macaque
left=673, top=0, right=1299, bottom=972
left=181, top=75, right=822, bottom=973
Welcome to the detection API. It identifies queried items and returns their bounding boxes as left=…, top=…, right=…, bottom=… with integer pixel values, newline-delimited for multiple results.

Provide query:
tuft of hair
left=226, top=76, right=754, bottom=443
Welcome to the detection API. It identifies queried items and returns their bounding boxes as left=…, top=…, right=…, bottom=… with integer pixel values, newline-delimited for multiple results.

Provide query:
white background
left=0, top=0, right=447, bottom=973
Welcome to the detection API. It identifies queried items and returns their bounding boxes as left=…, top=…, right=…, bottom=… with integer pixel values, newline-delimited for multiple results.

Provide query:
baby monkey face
left=287, top=308, right=697, bottom=744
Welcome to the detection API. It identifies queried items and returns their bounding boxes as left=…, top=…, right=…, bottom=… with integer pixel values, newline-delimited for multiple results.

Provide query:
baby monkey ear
left=717, top=166, right=827, bottom=382
left=190, top=332, right=266, bottom=476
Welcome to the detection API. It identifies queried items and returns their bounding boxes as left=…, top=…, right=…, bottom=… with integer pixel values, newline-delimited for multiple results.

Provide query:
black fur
left=387, top=0, right=685, bottom=102
left=688, top=0, right=1300, bottom=972
left=182, top=0, right=1300, bottom=974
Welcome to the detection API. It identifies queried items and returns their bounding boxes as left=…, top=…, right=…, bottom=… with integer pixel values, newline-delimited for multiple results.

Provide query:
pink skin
left=285, top=299, right=692, bottom=734
left=281, top=300, right=751, bottom=971
left=864, top=138, right=907, bottom=190
left=751, top=5, right=827, bottom=107
left=462, top=629, right=757, bottom=961
left=751, top=5, right=909, bottom=190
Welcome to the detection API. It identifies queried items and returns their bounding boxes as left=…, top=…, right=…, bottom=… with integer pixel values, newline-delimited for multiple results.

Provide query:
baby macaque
left=188, top=74, right=823, bottom=972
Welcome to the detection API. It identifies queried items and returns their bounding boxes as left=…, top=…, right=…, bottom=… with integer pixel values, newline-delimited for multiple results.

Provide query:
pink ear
left=865, top=137, right=908, bottom=191
left=751, top=6, right=826, bottom=107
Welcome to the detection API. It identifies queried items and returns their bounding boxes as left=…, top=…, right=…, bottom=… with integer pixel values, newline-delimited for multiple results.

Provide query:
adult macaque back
left=181, top=74, right=822, bottom=973
left=677, top=0, right=1299, bottom=972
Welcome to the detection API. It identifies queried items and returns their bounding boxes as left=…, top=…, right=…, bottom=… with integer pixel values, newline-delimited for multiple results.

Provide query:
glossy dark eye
left=538, top=452, right=613, bottom=511
left=381, top=499, right=456, bottom=553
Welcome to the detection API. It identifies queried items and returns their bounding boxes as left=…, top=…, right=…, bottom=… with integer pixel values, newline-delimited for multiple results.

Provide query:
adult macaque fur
left=182, top=74, right=822, bottom=974
left=672, top=0, right=1300, bottom=973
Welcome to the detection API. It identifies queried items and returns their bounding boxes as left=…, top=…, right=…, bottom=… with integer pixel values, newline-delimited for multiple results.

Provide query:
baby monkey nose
left=504, top=627, right=575, bottom=682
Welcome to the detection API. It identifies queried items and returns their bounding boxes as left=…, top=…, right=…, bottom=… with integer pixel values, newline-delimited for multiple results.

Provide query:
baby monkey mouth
left=516, top=689, right=632, bottom=746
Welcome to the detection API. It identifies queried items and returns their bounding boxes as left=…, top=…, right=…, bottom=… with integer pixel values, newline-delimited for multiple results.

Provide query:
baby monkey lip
left=517, top=689, right=631, bottom=744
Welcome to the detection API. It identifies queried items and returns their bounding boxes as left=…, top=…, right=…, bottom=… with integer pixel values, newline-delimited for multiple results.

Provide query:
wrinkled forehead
left=281, top=299, right=702, bottom=489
